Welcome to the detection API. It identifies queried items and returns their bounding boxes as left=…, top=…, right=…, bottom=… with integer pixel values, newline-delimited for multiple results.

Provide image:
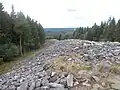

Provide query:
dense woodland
left=0, top=3, right=45, bottom=62
left=73, top=17, right=120, bottom=42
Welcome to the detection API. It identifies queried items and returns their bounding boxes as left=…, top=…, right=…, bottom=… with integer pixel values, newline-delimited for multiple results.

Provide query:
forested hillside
left=45, top=28, right=74, bottom=40
left=73, top=17, right=120, bottom=42
left=0, top=3, right=45, bottom=62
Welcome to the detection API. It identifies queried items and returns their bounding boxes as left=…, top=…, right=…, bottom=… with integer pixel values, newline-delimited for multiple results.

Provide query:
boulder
left=66, top=74, right=73, bottom=87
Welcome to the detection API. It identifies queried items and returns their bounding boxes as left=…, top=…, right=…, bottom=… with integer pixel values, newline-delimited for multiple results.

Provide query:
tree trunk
left=19, top=34, right=23, bottom=56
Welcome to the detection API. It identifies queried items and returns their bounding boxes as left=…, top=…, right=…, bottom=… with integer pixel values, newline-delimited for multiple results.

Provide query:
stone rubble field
left=0, top=39, right=120, bottom=90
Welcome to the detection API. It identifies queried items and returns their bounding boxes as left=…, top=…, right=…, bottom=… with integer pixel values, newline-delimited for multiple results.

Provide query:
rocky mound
left=0, top=39, right=120, bottom=90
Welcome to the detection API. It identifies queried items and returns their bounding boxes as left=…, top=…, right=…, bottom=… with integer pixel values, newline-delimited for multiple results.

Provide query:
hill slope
left=44, top=28, right=74, bottom=39
left=0, top=39, right=120, bottom=90
left=44, top=28, right=74, bottom=32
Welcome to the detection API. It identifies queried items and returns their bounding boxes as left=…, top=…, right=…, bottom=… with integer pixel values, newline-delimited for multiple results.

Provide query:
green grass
left=0, top=49, right=40, bottom=75
left=0, top=59, right=20, bottom=74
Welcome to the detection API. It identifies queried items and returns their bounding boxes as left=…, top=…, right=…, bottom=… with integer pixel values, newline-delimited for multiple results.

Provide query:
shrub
left=0, top=44, right=19, bottom=62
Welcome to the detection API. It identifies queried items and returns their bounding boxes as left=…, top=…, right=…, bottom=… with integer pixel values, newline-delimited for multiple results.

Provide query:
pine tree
left=58, top=34, right=62, bottom=40
left=115, top=19, right=120, bottom=42
left=0, top=3, right=45, bottom=61
left=104, top=17, right=116, bottom=41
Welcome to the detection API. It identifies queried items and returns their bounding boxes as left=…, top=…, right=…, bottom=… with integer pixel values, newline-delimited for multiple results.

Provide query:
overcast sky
left=1, top=0, right=120, bottom=28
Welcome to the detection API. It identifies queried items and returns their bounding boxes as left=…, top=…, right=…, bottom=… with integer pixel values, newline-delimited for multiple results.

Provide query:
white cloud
left=1, top=0, right=120, bottom=27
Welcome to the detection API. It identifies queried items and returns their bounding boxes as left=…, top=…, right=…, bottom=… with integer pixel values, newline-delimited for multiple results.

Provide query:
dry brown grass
left=109, top=64, right=120, bottom=74
left=49, top=56, right=91, bottom=74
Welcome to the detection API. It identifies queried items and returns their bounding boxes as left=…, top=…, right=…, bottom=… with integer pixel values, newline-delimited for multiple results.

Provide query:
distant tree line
left=73, top=17, right=120, bottom=42
left=0, top=3, right=45, bottom=62
left=46, top=34, right=73, bottom=40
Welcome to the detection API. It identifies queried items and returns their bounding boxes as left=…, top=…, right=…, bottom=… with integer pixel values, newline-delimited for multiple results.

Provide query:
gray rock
left=29, top=81, right=36, bottom=90
left=67, top=58, right=72, bottom=61
left=17, top=80, right=28, bottom=90
left=113, top=50, right=120, bottom=56
left=74, top=47, right=79, bottom=50
left=48, top=83, right=64, bottom=88
left=74, top=82, right=79, bottom=86
left=41, top=78, right=49, bottom=86
left=8, top=85, right=16, bottom=90
left=46, top=70, right=51, bottom=76
left=53, top=54, right=57, bottom=57
left=108, top=76, right=120, bottom=89
left=37, top=62, right=41, bottom=65
left=100, top=61, right=111, bottom=72
left=1, top=80, right=7, bottom=85
left=66, top=74, right=73, bottom=87
left=43, top=64, right=50, bottom=70
left=60, top=72, right=68, bottom=78
left=38, top=67, right=44, bottom=72
left=111, top=83, right=120, bottom=89
left=92, top=76, right=100, bottom=82
left=51, top=72, right=56, bottom=77
left=14, top=82, right=21, bottom=87
left=91, top=84, right=104, bottom=90
left=50, top=87, right=68, bottom=90
left=36, top=79, right=42, bottom=88
left=37, top=71, right=46, bottom=78
left=34, top=87, right=40, bottom=90
left=1, top=85, right=8, bottom=90
left=0, top=78, right=2, bottom=82
left=49, top=75, right=58, bottom=82
left=115, top=60, right=120, bottom=64
left=36, top=86, right=49, bottom=90
left=13, top=75, right=19, bottom=81
left=59, top=78, right=67, bottom=87
left=20, top=77, right=25, bottom=83
left=82, top=81, right=91, bottom=87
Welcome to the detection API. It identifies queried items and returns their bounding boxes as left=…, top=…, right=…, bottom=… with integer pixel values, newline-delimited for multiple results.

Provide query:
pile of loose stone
left=0, top=39, right=120, bottom=90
